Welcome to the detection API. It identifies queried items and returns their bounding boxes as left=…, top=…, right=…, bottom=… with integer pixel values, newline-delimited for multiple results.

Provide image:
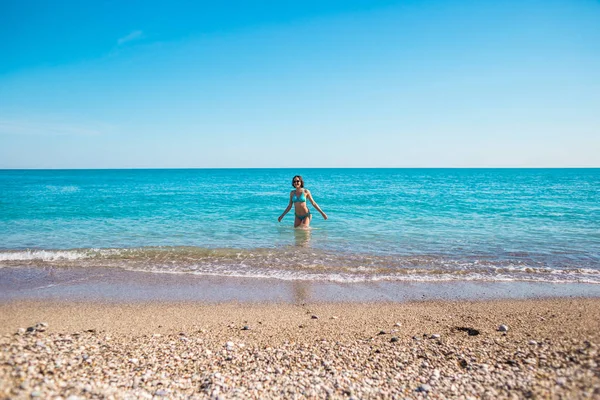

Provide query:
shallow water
left=1, top=168, right=598, bottom=284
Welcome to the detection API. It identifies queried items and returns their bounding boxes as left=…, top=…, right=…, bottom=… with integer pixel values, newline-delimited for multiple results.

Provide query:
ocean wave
left=0, top=249, right=93, bottom=261
left=1, top=246, right=599, bottom=284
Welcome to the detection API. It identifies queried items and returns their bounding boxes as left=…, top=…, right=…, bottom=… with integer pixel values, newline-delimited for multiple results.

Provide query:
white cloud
left=117, top=30, right=144, bottom=45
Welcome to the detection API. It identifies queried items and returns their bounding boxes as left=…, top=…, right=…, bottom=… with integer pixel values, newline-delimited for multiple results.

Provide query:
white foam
left=2, top=246, right=599, bottom=284
left=114, top=263, right=600, bottom=284
left=0, top=249, right=91, bottom=261
left=122, top=268, right=600, bottom=284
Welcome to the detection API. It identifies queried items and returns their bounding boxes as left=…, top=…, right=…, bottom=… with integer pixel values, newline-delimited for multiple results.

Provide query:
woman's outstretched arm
left=278, top=193, right=293, bottom=222
left=306, top=190, right=328, bottom=220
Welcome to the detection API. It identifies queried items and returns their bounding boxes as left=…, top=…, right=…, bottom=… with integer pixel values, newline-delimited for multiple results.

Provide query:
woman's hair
left=292, top=175, right=304, bottom=188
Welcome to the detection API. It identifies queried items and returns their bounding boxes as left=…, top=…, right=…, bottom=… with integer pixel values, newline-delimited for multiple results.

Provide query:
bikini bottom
left=295, top=211, right=311, bottom=221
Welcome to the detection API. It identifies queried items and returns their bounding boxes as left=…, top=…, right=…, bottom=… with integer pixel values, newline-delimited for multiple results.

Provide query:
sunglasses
left=293, top=180, right=301, bottom=183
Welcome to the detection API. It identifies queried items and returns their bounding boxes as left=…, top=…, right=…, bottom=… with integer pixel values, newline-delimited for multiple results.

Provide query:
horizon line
left=1, top=167, right=599, bottom=171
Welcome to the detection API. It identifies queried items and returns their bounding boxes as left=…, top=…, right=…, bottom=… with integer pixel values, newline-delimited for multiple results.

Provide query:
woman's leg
left=294, top=216, right=302, bottom=228
left=300, top=214, right=311, bottom=228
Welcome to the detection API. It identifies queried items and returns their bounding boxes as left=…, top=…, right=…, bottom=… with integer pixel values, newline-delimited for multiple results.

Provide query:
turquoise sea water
left=0, top=169, right=599, bottom=284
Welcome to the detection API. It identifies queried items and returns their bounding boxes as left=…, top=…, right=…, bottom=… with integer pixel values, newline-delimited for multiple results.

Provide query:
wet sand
left=1, top=298, right=599, bottom=398
left=3, top=265, right=600, bottom=304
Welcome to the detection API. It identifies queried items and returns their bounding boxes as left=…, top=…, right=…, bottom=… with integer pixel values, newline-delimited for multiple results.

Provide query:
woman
left=278, top=175, right=328, bottom=228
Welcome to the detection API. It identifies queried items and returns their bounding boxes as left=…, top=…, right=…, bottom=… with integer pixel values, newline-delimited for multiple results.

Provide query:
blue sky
left=1, top=0, right=599, bottom=168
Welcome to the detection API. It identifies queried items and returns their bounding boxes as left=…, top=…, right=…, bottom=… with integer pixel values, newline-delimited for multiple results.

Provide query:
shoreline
left=2, top=266, right=600, bottom=304
left=2, top=298, right=599, bottom=398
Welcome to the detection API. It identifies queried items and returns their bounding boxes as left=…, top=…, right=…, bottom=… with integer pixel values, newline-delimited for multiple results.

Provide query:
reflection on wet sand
left=294, top=228, right=311, bottom=247
left=292, top=229, right=312, bottom=302
left=292, top=280, right=311, bottom=303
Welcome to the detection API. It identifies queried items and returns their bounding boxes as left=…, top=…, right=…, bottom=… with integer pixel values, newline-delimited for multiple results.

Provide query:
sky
left=1, top=0, right=599, bottom=168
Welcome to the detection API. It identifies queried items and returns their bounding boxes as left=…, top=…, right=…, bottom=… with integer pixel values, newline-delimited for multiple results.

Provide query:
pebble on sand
left=416, top=384, right=431, bottom=393
left=2, top=300, right=599, bottom=399
left=498, top=324, right=509, bottom=332
left=25, top=322, right=48, bottom=334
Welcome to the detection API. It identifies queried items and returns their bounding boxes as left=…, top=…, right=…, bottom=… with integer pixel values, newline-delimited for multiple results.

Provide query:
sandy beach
left=1, top=298, right=599, bottom=399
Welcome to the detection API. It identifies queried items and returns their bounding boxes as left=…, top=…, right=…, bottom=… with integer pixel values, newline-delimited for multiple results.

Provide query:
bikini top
left=292, top=190, right=306, bottom=203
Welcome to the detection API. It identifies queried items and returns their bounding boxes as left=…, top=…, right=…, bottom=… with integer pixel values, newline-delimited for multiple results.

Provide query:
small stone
left=394, top=322, right=401, bottom=327
left=155, top=389, right=169, bottom=397
left=378, top=330, right=387, bottom=335
left=331, top=316, right=339, bottom=320
left=390, top=336, right=399, bottom=343
left=528, top=340, right=537, bottom=345
left=431, top=334, right=441, bottom=339
left=498, top=325, right=509, bottom=332
left=241, top=325, right=250, bottom=331
left=416, top=384, right=431, bottom=393
left=462, top=327, right=480, bottom=336
left=311, top=315, right=319, bottom=319
left=556, top=377, right=567, bottom=386
left=30, top=391, right=42, bottom=398
left=17, top=328, right=26, bottom=335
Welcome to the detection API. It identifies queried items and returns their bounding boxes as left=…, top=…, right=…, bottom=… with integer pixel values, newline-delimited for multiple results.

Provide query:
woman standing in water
left=278, top=175, right=328, bottom=228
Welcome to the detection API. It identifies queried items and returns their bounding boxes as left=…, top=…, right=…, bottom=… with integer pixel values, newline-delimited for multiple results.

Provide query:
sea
left=1, top=168, right=599, bottom=295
